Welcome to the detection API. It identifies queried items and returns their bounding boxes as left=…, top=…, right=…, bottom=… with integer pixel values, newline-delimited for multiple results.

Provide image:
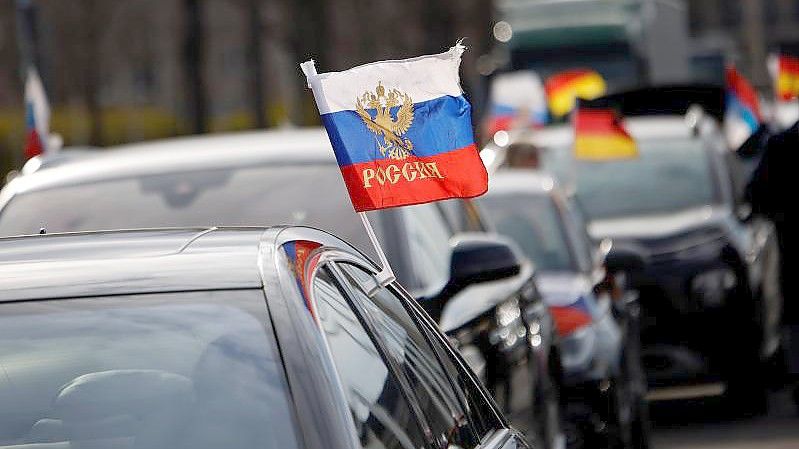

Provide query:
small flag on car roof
left=770, top=54, right=799, bottom=102
left=725, top=65, right=762, bottom=134
left=23, top=68, right=50, bottom=160
left=300, top=43, right=488, bottom=212
left=484, top=71, right=548, bottom=136
left=545, top=69, right=607, bottom=119
left=573, top=104, right=638, bottom=161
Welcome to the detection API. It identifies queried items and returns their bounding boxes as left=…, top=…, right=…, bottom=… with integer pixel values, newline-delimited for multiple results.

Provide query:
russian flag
left=485, top=71, right=548, bottom=136
left=550, top=296, right=593, bottom=338
left=725, top=66, right=762, bottom=134
left=23, top=68, right=50, bottom=160
left=301, top=44, right=488, bottom=212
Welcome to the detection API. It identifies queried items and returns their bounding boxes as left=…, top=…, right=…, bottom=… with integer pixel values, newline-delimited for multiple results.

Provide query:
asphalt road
left=651, top=389, right=799, bottom=449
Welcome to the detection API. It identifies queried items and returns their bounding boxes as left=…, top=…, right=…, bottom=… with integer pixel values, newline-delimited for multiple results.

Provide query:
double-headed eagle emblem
left=356, top=82, right=415, bottom=160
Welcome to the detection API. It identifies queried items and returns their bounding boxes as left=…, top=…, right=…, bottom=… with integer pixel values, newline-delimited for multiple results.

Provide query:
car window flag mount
left=300, top=42, right=488, bottom=291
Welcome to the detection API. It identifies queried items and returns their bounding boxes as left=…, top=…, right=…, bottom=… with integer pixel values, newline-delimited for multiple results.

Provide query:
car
left=490, top=99, right=783, bottom=414
left=0, top=226, right=533, bottom=449
left=478, top=169, right=650, bottom=449
left=0, top=129, right=564, bottom=449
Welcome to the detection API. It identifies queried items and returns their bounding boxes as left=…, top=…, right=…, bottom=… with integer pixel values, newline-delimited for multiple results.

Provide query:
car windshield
left=0, top=164, right=373, bottom=254
left=478, top=193, right=576, bottom=272
left=542, top=136, right=719, bottom=220
left=0, top=290, right=299, bottom=449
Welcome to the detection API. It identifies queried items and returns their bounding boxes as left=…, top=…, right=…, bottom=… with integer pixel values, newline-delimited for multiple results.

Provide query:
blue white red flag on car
left=485, top=71, right=548, bottom=136
left=23, top=68, right=50, bottom=160
left=725, top=66, right=762, bottom=134
left=300, top=43, right=488, bottom=212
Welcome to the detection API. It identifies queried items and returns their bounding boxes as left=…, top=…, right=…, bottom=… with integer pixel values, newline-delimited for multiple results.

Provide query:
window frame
left=322, top=254, right=507, bottom=438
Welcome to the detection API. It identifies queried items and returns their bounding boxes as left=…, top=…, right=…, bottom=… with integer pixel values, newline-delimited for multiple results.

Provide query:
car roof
left=0, top=226, right=348, bottom=302
left=486, top=169, right=557, bottom=197
left=518, top=116, right=696, bottom=149
left=3, top=128, right=335, bottom=196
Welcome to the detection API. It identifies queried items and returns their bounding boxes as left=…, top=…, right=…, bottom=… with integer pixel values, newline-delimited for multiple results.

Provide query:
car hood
left=587, top=205, right=732, bottom=242
left=438, top=262, right=533, bottom=333
left=535, top=272, right=592, bottom=308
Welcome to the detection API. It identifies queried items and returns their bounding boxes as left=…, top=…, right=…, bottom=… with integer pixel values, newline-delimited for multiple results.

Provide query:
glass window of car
left=339, top=264, right=500, bottom=443
left=0, top=290, right=299, bottom=449
left=399, top=203, right=453, bottom=296
left=0, top=164, right=379, bottom=258
left=479, top=193, right=576, bottom=272
left=338, top=264, right=478, bottom=448
left=542, top=136, right=720, bottom=220
left=312, top=268, right=427, bottom=449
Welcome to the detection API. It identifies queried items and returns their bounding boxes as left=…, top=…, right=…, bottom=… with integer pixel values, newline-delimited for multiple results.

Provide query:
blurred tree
left=183, top=0, right=208, bottom=134
left=245, top=0, right=266, bottom=128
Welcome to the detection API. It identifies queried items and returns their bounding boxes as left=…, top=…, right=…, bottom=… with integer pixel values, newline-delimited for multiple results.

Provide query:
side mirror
left=423, top=234, right=523, bottom=321
left=604, top=242, right=648, bottom=274
left=449, top=234, right=523, bottom=288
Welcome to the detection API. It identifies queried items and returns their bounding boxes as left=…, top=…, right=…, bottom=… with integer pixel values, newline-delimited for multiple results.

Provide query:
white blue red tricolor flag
left=301, top=43, right=488, bottom=212
left=725, top=65, right=762, bottom=134
left=485, top=71, right=548, bottom=136
left=23, top=68, right=50, bottom=160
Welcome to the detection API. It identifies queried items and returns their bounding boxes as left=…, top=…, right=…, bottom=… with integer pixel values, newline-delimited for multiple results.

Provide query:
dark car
left=493, top=111, right=782, bottom=414
left=0, top=226, right=533, bottom=449
left=0, top=129, right=563, bottom=448
left=478, top=170, right=650, bottom=449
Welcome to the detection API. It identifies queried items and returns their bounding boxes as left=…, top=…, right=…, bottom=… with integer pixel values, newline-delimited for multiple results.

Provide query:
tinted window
left=400, top=204, right=453, bottom=295
left=339, top=264, right=481, bottom=448
left=479, top=193, right=576, bottom=271
left=0, top=164, right=378, bottom=256
left=0, top=290, right=299, bottom=449
left=312, top=269, right=427, bottom=449
left=543, top=137, right=720, bottom=220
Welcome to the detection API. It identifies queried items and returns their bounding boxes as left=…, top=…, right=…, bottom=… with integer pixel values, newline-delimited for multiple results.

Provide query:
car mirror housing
left=604, top=242, right=648, bottom=274
left=421, top=234, right=523, bottom=321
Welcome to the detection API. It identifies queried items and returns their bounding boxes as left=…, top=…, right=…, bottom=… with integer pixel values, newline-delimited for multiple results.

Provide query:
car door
left=322, top=258, right=532, bottom=449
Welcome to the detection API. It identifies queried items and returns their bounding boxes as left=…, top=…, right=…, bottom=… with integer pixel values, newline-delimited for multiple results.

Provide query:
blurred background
left=2, top=0, right=799, bottom=174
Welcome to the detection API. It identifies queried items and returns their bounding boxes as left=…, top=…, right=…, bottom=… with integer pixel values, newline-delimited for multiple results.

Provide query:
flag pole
left=358, top=212, right=396, bottom=289
left=301, top=59, right=396, bottom=290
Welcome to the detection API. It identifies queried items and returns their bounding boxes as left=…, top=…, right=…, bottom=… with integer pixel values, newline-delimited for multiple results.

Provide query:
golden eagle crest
left=356, top=82, right=415, bottom=160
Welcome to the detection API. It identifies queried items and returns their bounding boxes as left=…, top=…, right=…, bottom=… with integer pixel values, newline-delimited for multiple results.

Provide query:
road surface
left=651, top=389, right=799, bottom=449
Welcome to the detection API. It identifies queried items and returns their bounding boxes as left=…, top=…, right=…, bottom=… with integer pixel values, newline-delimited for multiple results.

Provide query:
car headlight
left=495, top=295, right=521, bottom=327
left=691, top=268, right=736, bottom=307
left=489, top=296, right=526, bottom=350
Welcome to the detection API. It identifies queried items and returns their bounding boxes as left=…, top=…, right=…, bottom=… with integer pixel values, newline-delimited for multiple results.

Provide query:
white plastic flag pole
left=358, top=212, right=396, bottom=290
left=300, top=59, right=396, bottom=291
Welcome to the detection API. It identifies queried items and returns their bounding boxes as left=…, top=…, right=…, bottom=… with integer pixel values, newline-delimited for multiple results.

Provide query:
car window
left=0, top=290, right=299, bottom=449
left=561, top=197, right=595, bottom=272
left=439, top=200, right=489, bottom=233
left=312, top=268, right=427, bottom=449
left=399, top=203, right=453, bottom=296
left=338, top=264, right=480, bottom=449
left=479, top=193, right=577, bottom=271
left=541, top=136, right=721, bottom=220
left=339, top=264, right=503, bottom=441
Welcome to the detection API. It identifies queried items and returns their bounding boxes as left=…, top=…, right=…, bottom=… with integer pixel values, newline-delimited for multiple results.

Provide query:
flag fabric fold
left=545, top=69, right=607, bottom=118
left=573, top=106, right=638, bottom=161
left=23, top=68, right=50, bottom=160
left=301, top=44, right=488, bottom=212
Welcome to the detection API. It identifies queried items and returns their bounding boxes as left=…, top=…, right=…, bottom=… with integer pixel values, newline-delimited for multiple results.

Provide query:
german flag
left=545, top=69, right=607, bottom=118
left=573, top=107, right=638, bottom=160
left=772, top=54, right=799, bottom=101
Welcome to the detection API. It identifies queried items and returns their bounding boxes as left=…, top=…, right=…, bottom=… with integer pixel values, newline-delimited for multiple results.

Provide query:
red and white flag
left=23, top=68, right=50, bottom=160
